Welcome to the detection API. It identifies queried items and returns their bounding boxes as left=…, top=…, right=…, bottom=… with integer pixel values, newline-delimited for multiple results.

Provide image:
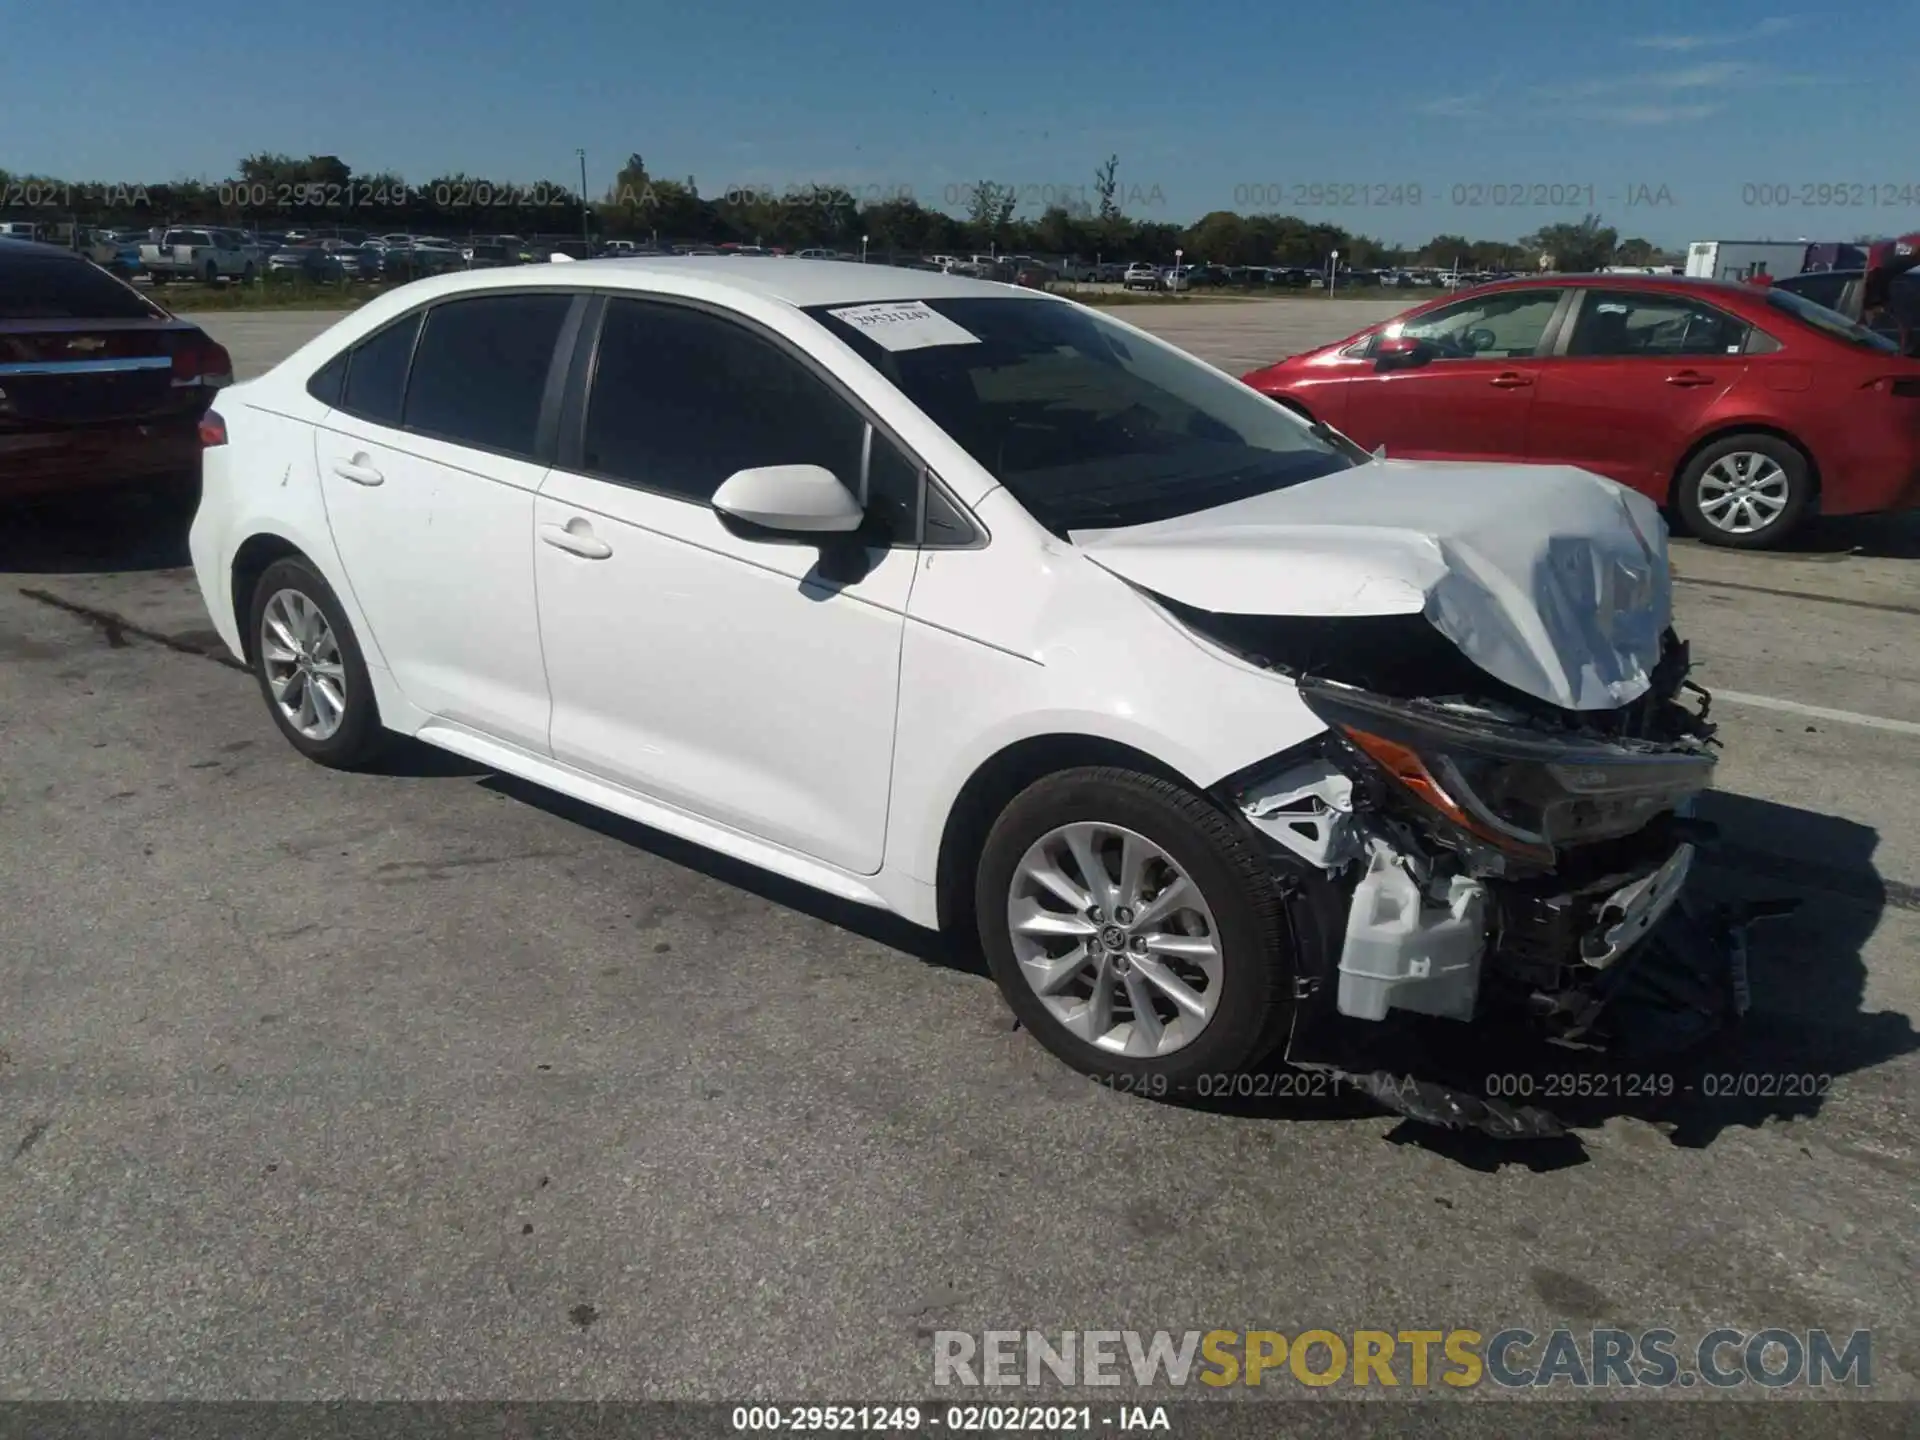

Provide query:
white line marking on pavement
left=1712, top=689, right=1920, bottom=737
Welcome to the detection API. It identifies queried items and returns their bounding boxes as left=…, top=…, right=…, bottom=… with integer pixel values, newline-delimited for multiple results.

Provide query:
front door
left=533, top=296, right=915, bottom=875
left=1340, top=287, right=1566, bottom=460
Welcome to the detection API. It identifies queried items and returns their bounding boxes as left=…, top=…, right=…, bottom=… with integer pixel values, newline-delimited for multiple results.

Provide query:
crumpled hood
left=1069, top=459, right=1672, bottom=712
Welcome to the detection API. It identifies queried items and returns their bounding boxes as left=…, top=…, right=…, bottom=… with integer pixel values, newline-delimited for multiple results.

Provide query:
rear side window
left=307, top=351, right=347, bottom=406
left=0, top=255, right=158, bottom=320
left=1567, top=290, right=1750, bottom=357
left=402, top=293, right=572, bottom=458
left=339, top=313, right=422, bottom=428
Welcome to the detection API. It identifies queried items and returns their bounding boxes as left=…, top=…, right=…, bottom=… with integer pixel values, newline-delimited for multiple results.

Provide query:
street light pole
left=576, top=149, right=590, bottom=247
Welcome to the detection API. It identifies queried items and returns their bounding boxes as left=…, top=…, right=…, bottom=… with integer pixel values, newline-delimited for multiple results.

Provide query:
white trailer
left=1684, top=240, right=1813, bottom=281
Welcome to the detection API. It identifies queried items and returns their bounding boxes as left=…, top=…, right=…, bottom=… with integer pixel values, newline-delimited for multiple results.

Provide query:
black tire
left=975, top=766, right=1297, bottom=1090
left=1674, top=433, right=1812, bottom=549
left=204, top=261, right=219, bottom=284
left=246, top=556, right=389, bottom=770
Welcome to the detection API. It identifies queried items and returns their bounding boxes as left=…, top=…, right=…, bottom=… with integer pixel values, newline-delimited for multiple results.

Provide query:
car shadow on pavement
left=454, top=764, right=1911, bottom=1169
left=1774, top=509, right=1920, bottom=559
left=479, top=773, right=980, bottom=974
left=0, top=491, right=195, bottom=575
left=1176, top=788, right=1916, bottom=1169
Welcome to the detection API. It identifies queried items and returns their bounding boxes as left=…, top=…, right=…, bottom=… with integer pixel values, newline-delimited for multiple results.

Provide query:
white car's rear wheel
left=247, top=557, right=388, bottom=769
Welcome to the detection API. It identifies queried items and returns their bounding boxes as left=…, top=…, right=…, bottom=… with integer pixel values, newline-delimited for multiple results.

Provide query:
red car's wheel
left=1675, top=433, right=1813, bottom=549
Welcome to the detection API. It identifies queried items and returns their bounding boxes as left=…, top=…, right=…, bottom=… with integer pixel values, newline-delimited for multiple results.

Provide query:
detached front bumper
left=1224, top=676, right=1787, bottom=1137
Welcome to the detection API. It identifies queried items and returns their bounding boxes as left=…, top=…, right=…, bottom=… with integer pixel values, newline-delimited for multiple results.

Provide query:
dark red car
left=1243, top=273, right=1920, bottom=548
left=1, top=236, right=231, bottom=507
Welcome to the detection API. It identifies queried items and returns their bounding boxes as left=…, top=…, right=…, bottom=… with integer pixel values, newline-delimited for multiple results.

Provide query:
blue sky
left=0, top=0, right=1908, bottom=245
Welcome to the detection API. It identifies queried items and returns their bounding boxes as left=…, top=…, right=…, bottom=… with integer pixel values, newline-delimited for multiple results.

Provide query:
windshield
left=806, top=296, right=1360, bottom=534
left=1766, top=287, right=1899, bottom=352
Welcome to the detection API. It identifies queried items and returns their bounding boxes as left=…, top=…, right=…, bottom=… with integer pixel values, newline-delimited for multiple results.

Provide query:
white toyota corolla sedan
left=189, top=258, right=1744, bottom=1133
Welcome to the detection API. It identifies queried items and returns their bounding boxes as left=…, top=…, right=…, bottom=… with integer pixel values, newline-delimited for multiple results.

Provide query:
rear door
left=314, top=290, right=579, bottom=752
left=1523, top=288, right=1758, bottom=498
left=1338, top=287, right=1567, bottom=459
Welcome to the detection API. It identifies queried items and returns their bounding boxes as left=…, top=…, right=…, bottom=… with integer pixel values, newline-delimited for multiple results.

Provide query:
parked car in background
left=1122, top=264, right=1159, bottom=291
left=184, top=260, right=1743, bottom=1134
left=1243, top=274, right=1920, bottom=548
left=409, top=241, right=466, bottom=276
left=1761, top=232, right=1920, bottom=357
left=0, top=237, right=230, bottom=508
left=266, top=244, right=344, bottom=283
left=463, top=242, right=519, bottom=270
left=141, top=227, right=256, bottom=284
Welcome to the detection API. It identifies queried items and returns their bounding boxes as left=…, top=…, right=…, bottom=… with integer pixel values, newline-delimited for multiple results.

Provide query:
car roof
left=346, top=255, right=1029, bottom=308
left=1438, top=273, right=1768, bottom=302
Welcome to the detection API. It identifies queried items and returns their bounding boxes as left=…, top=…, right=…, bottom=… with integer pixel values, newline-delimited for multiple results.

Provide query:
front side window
left=338, top=313, right=422, bottom=428
left=1567, top=290, right=1751, bottom=357
left=807, top=295, right=1358, bottom=535
left=403, top=293, right=572, bottom=458
left=1388, top=289, right=1564, bottom=359
left=582, top=298, right=866, bottom=505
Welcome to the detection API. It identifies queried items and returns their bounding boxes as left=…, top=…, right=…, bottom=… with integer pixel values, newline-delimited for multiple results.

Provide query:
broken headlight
left=1299, top=679, right=1715, bottom=863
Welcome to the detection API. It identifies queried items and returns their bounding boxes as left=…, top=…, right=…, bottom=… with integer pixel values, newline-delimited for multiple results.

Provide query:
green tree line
left=1, top=152, right=1666, bottom=271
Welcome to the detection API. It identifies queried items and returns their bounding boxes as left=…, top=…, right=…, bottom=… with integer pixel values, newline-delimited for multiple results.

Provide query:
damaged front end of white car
left=1208, top=622, right=1794, bottom=1139
left=1077, top=464, right=1796, bottom=1138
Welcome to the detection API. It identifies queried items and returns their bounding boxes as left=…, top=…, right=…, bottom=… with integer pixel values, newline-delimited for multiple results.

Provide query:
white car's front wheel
left=975, top=767, right=1298, bottom=1090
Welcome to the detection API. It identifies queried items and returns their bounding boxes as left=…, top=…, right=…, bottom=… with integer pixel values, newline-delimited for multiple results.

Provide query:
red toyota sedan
left=1243, top=275, right=1920, bottom=548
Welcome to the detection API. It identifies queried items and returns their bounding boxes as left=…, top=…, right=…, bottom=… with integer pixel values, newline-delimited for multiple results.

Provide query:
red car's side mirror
left=1374, top=335, right=1433, bottom=370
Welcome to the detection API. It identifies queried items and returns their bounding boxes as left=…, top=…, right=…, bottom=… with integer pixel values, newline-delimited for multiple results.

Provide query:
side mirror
left=712, top=464, right=864, bottom=536
left=1374, top=335, right=1435, bottom=371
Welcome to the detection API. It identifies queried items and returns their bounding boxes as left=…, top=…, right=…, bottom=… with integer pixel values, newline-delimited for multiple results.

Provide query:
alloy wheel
left=1006, top=822, right=1224, bottom=1058
left=260, top=588, right=348, bottom=741
left=1696, top=452, right=1791, bottom=536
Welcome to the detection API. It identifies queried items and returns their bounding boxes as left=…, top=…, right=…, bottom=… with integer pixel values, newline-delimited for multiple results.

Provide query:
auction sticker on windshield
left=825, top=301, right=981, bottom=351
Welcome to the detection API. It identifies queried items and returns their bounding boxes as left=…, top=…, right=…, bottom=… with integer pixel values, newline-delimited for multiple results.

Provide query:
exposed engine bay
left=1187, top=608, right=1793, bottom=1139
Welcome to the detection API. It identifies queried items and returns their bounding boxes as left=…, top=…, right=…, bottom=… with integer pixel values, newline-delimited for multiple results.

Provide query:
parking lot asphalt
left=2, top=304, right=1916, bottom=1401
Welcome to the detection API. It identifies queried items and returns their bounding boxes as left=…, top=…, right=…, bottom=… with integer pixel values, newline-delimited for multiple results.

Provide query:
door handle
left=1666, top=371, right=1715, bottom=387
left=331, top=457, right=384, bottom=486
left=1489, top=372, right=1533, bottom=389
left=540, top=521, right=613, bottom=560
